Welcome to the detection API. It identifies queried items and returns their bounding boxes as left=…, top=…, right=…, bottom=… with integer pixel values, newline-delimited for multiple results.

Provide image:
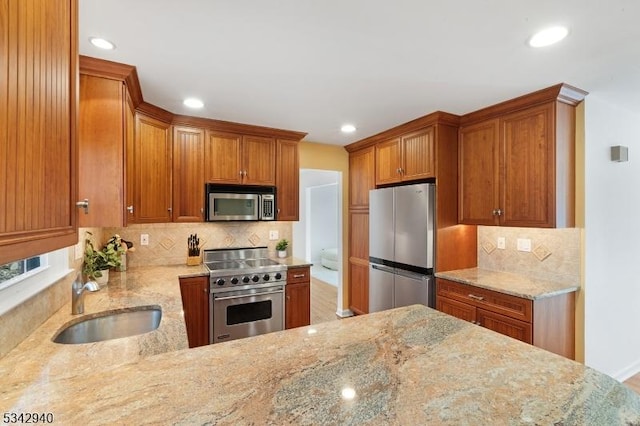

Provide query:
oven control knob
left=231, top=277, right=239, bottom=285
left=242, top=276, right=250, bottom=284
left=274, top=272, right=282, bottom=280
left=251, top=275, right=260, bottom=282
left=215, top=278, right=225, bottom=286
left=263, top=274, right=270, bottom=281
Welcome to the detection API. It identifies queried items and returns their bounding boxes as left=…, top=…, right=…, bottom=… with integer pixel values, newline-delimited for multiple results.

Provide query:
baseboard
left=613, top=358, right=640, bottom=382
left=336, top=309, right=353, bottom=318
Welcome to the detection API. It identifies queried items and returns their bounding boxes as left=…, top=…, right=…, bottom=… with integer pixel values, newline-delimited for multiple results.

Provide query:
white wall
left=584, top=95, right=640, bottom=380
left=309, top=183, right=339, bottom=261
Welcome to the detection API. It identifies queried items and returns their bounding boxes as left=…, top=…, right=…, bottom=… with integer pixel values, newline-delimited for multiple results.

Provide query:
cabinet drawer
left=287, top=266, right=310, bottom=284
left=436, top=278, right=532, bottom=323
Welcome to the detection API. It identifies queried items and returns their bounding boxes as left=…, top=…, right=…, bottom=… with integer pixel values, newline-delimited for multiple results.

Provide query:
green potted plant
left=275, top=238, right=289, bottom=258
left=82, top=233, right=125, bottom=285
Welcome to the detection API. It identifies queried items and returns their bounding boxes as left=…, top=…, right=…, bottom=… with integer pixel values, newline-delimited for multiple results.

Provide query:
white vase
left=95, top=269, right=109, bottom=286
left=277, top=250, right=287, bottom=258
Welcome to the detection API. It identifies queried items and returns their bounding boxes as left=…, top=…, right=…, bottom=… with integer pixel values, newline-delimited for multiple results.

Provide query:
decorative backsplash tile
left=103, top=222, right=292, bottom=267
left=478, top=226, right=581, bottom=285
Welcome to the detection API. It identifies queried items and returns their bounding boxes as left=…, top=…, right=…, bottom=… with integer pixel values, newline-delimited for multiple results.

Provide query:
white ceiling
left=79, top=0, right=640, bottom=145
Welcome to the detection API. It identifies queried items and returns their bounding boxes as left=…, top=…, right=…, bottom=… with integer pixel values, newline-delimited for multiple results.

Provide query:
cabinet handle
left=75, top=199, right=89, bottom=214
left=492, top=208, right=503, bottom=216
left=468, top=294, right=484, bottom=301
left=293, top=274, right=305, bottom=278
left=168, top=207, right=172, bottom=212
left=127, top=205, right=134, bottom=214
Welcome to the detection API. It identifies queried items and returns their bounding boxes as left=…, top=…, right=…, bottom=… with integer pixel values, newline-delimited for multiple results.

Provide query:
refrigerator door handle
left=371, top=264, right=395, bottom=274
left=394, top=268, right=430, bottom=281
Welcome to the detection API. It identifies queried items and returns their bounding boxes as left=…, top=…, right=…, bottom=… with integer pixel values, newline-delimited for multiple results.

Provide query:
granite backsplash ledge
left=104, top=222, right=293, bottom=267
left=478, top=226, right=581, bottom=285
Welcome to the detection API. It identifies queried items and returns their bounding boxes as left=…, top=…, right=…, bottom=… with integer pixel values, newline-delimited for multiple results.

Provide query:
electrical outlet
left=497, top=237, right=506, bottom=250
left=74, top=244, right=83, bottom=260
left=269, top=230, right=279, bottom=240
left=140, top=234, right=149, bottom=246
left=516, top=238, right=532, bottom=252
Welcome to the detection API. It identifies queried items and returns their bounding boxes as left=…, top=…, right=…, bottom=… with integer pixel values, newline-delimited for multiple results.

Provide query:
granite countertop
left=274, top=256, right=313, bottom=268
left=1, top=302, right=639, bottom=424
left=436, top=267, right=580, bottom=300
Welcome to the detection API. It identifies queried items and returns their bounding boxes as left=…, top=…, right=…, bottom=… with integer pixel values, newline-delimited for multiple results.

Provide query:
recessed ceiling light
left=341, top=124, right=356, bottom=133
left=528, top=26, right=569, bottom=48
left=89, top=37, right=115, bottom=50
left=183, top=98, right=204, bottom=109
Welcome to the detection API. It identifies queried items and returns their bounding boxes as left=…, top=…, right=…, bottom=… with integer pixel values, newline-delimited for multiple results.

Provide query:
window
left=0, top=255, right=48, bottom=290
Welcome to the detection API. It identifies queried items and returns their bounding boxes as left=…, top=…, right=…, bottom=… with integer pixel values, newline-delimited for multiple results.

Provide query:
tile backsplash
left=104, top=222, right=293, bottom=267
left=478, top=226, right=581, bottom=285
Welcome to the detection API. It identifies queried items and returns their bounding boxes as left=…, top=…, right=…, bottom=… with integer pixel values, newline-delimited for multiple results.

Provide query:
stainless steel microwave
left=205, top=184, right=276, bottom=221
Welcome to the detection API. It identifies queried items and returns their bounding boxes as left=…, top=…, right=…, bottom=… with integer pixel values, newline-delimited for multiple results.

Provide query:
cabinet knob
left=492, top=208, right=503, bottom=216
left=168, top=207, right=172, bottom=212
left=75, top=199, right=89, bottom=214
left=127, top=205, right=134, bottom=214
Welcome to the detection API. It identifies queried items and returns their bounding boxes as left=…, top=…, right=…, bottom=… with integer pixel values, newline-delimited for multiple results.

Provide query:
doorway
left=293, top=169, right=342, bottom=324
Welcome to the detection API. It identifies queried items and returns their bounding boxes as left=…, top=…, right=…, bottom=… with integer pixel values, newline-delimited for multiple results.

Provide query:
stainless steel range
left=204, top=247, right=286, bottom=344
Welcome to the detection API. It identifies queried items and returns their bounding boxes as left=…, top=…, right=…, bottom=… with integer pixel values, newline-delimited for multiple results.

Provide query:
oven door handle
left=213, top=289, right=284, bottom=301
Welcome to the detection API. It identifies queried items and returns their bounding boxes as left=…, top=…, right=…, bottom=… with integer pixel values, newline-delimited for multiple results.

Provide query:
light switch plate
left=497, top=237, right=506, bottom=250
left=140, top=234, right=149, bottom=246
left=516, top=238, right=532, bottom=252
left=74, top=244, right=83, bottom=260
left=269, top=230, right=279, bottom=240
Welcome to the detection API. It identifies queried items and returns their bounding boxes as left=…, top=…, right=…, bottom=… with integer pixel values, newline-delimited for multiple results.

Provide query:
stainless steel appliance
left=369, top=183, right=435, bottom=312
left=205, top=184, right=276, bottom=221
left=204, top=247, right=286, bottom=344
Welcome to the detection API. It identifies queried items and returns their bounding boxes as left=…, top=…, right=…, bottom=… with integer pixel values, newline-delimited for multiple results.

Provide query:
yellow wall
left=299, top=142, right=350, bottom=311
left=574, top=102, right=585, bottom=363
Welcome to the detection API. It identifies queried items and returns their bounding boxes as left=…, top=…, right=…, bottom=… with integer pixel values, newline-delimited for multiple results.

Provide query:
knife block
left=186, top=255, right=201, bottom=266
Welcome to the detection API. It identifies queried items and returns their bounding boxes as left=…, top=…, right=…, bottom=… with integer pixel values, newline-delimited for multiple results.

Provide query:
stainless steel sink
left=53, top=306, right=162, bottom=344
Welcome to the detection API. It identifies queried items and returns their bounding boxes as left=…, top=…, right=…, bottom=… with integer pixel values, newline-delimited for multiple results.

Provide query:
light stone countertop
left=436, top=267, right=580, bottom=300
left=2, top=266, right=638, bottom=424
left=274, top=256, right=313, bottom=268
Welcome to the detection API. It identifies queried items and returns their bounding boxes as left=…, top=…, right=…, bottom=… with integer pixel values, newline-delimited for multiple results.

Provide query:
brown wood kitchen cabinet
left=0, top=0, right=78, bottom=264
left=436, top=278, right=575, bottom=359
left=173, top=126, right=205, bottom=222
left=458, top=84, right=587, bottom=228
left=285, top=266, right=311, bottom=329
left=275, top=139, right=300, bottom=221
left=131, top=113, right=173, bottom=223
left=179, top=275, right=210, bottom=348
left=375, top=127, right=435, bottom=185
left=204, top=132, right=275, bottom=185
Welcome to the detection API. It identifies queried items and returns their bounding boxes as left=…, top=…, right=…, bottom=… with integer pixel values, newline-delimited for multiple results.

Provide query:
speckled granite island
left=1, top=267, right=639, bottom=424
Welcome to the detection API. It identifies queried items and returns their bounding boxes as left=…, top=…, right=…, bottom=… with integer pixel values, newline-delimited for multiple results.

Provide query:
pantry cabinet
left=285, top=266, right=311, bottom=329
left=179, top=275, right=210, bottom=348
left=458, top=84, right=587, bottom=228
left=0, top=0, right=78, bottom=264
left=205, top=132, right=275, bottom=185
left=173, top=126, right=205, bottom=222
left=276, top=139, right=300, bottom=221
left=375, top=127, right=435, bottom=185
left=436, top=278, right=573, bottom=359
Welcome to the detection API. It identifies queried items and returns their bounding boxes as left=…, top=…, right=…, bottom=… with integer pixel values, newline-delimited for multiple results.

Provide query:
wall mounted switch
left=497, top=237, right=506, bottom=250
left=269, top=230, right=279, bottom=240
left=516, top=238, right=532, bottom=252
left=140, top=234, right=149, bottom=246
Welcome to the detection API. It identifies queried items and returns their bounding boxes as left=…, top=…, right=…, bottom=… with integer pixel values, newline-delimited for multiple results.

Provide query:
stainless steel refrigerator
left=369, top=183, right=435, bottom=312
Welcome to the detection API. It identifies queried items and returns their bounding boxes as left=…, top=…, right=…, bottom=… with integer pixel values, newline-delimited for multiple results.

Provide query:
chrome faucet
left=71, top=274, right=100, bottom=315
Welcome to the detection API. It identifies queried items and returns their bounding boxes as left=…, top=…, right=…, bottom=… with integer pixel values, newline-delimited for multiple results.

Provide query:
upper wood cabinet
left=0, top=0, right=78, bottom=264
left=173, top=126, right=205, bottom=222
left=205, top=132, right=275, bottom=185
left=78, top=74, right=128, bottom=228
left=276, top=139, right=299, bottom=221
left=375, top=127, right=435, bottom=185
left=349, top=146, right=376, bottom=210
left=459, top=85, right=586, bottom=228
left=132, top=114, right=173, bottom=223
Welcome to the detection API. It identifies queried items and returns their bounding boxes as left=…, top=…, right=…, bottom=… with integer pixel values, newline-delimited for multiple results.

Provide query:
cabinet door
left=436, top=296, right=477, bottom=323
left=349, top=146, right=376, bottom=209
left=501, top=103, right=554, bottom=227
left=276, top=139, right=299, bottom=221
left=402, top=127, right=435, bottom=181
left=0, top=0, right=78, bottom=264
left=179, top=276, right=210, bottom=348
left=375, top=138, right=402, bottom=185
left=204, top=131, right=242, bottom=183
left=285, top=281, right=310, bottom=329
left=78, top=75, right=125, bottom=227
left=124, top=91, right=135, bottom=224
left=349, top=261, right=369, bottom=315
left=477, top=308, right=532, bottom=344
left=133, top=114, right=172, bottom=223
left=242, top=136, right=276, bottom=185
left=458, top=119, right=500, bottom=225
left=173, top=126, right=205, bottom=222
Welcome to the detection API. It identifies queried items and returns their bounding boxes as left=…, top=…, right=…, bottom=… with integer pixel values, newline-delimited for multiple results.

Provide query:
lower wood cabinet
left=436, top=278, right=574, bottom=359
left=286, top=266, right=311, bottom=329
left=179, top=275, right=210, bottom=348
